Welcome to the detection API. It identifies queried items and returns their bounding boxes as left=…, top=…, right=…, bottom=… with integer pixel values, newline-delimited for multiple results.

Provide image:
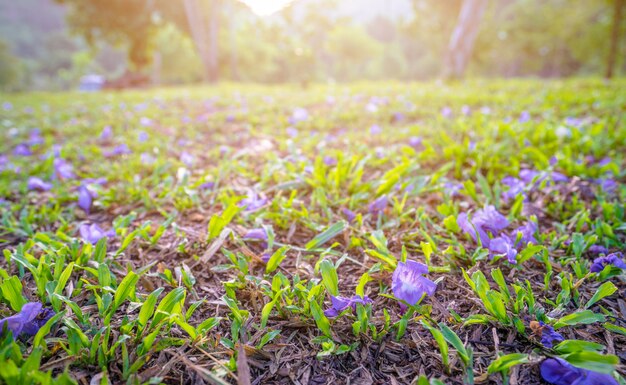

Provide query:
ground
left=0, top=79, right=625, bottom=385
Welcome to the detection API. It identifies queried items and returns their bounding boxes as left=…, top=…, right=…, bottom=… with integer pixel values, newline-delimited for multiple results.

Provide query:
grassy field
left=0, top=79, right=625, bottom=385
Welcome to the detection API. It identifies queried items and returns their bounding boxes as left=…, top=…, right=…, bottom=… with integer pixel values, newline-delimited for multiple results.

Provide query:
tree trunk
left=444, top=0, right=488, bottom=79
left=606, top=0, right=624, bottom=79
left=183, top=0, right=220, bottom=82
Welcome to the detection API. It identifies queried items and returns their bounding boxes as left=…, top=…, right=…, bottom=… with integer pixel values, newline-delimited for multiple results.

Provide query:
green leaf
left=310, top=300, right=331, bottom=337
left=319, top=259, right=339, bottom=296
left=113, top=271, right=139, bottom=310
left=562, top=351, right=618, bottom=374
left=487, top=353, right=529, bottom=374
left=584, top=281, right=617, bottom=309
left=138, top=288, right=164, bottom=327
left=603, top=322, right=626, bottom=336
left=306, top=221, right=346, bottom=250
left=438, top=323, right=469, bottom=365
left=554, top=310, right=605, bottom=329
left=0, top=276, right=26, bottom=311
left=266, top=246, right=289, bottom=274
left=421, top=321, right=449, bottom=371
left=553, top=340, right=605, bottom=354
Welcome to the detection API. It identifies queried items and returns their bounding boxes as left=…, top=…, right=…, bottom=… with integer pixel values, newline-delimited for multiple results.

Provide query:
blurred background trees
left=0, top=0, right=624, bottom=91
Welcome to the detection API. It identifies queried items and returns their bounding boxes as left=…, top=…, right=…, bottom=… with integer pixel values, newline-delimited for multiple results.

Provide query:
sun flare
left=239, top=0, right=293, bottom=16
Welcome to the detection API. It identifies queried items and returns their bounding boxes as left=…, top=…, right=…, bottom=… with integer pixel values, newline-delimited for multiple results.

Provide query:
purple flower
left=393, top=112, right=405, bottom=122
left=103, top=144, right=131, bottom=158
left=408, top=136, right=424, bottom=150
left=488, top=236, right=518, bottom=263
left=244, top=228, right=267, bottom=242
left=140, top=117, right=153, bottom=127
left=82, top=177, right=107, bottom=186
left=538, top=321, right=564, bottom=348
left=461, top=105, right=471, bottom=116
left=594, top=178, right=618, bottom=195
left=289, top=108, right=309, bottom=124
left=2, top=102, right=12, bottom=111
left=324, top=295, right=372, bottom=317
left=457, top=206, right=509, bottom=247
left=487, top=222, right=537, bottom=263
left=286, top=127, right=298, bottom=138
left=53, top=158, right=75, bottom=180
left=392, top=260, right=436, bottom=306
left=597, top=157, right=611, bottom=167
left=13, top=144, right=32, bottom=156
left=519, top=169, right=568, bottom=185
left=79, top=223, right=115, bottom=244
left=368, top=195, right=388, bottom=215
left=518, top=111, right=531, bottom=123
left=323, top=156, right=336, bottom=166
left=342, top=208, right=356, bottom=223
left=77, top=185, right=95, bottom=214
left=502, top=176, right=526, bottom=201
left=444, top=181, right=463, bottom=197
left=0, top=302, right=55, bottom=339
left=137, top=131, right=149, bottom=142
left=199, top=181, right=214, bottom=190
left=244, top=228, right=269, bottom=254
left=27, top=177, right=52, bottom=192
left=441, top=107, right=452, bottom=118
left=28, top=130, right=44, bottom=146
left=239, top=192, right=268, bottom=212
left=370, top=125, right=382, bottom=135
left=180, top=152, right=194, bottom=166
left=590, top=252, right=626, bottom=273
left=140, top=153, right=156, bottom=165
left=588, top=245, right=608, bottom=255
left=549, top=156, right=558, bottom=166
left=540, top=358, right=618, bottom=385
left=100, top=126, right=113, bottom=141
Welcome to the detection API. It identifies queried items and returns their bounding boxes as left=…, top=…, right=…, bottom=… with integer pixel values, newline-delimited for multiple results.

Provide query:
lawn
left=0, top=79, right=625, bottom=385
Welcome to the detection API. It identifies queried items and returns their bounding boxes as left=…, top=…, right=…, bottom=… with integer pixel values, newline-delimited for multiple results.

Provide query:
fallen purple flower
left=588, top=245, right=608, bottom=255
left=324, top=295, right=372, bottom=317
left=370, top=124, right=382, bottom=135
left=289, top=108, right=309, bottom=124
left=392, top=260, right=436, bottom=306
left=77, top=185, right=95, bottom=214
left=594, top=178, right=618, bottom=195
left=100, top=126, right=113, bottom=141
left=323, top=156, right=337, bottom=166
left=540, top=358, right=618, bottom=385
left=0, top=302, right=55, bottom=339
left=103, top=144, right=131, bottom=158
left=138, top=131, right=149, bottom=142
left=590, top=252, right=626, bottom=273
left=408, top=136, right=424, bottom=150
left=13, top=144, right=32, bottom=156
left=239, top=192, right=268, bottom=212
left=199, top=181, right=215, bottom=190
left=538, top=321, right=564, bottom=348
left=79, top=223, right=115, bottom=244
left=27, top=177, right=52, bottom=191
left=180, top=151, right=194, bottom=166
left=444, top=181, right=463, bottom=197
left=53, top=158, right=75, bottom=180
left=518, top=111, right=531, bottom=123
left=457, top=205, right=509, bottom=247
left=368, top=195, right=388, bottom=215
left=342, top=208, right=356, bottom=223
left=502, top=176, right=526, bottom=201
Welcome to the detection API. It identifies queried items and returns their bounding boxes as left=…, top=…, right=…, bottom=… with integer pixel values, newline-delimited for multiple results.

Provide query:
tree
left=606, top=0, right=624, bottom=78
left=57, top=0, right=227, bottom=81
left=444, top=0, right=488, bottom=79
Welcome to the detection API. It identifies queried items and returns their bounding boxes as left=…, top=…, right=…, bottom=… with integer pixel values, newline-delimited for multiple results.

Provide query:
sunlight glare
left=240, top=0, right=293, bottom=16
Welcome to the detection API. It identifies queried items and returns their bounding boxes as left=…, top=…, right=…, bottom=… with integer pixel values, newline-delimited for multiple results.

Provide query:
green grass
left=0, top=79, right=625, bottom=384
